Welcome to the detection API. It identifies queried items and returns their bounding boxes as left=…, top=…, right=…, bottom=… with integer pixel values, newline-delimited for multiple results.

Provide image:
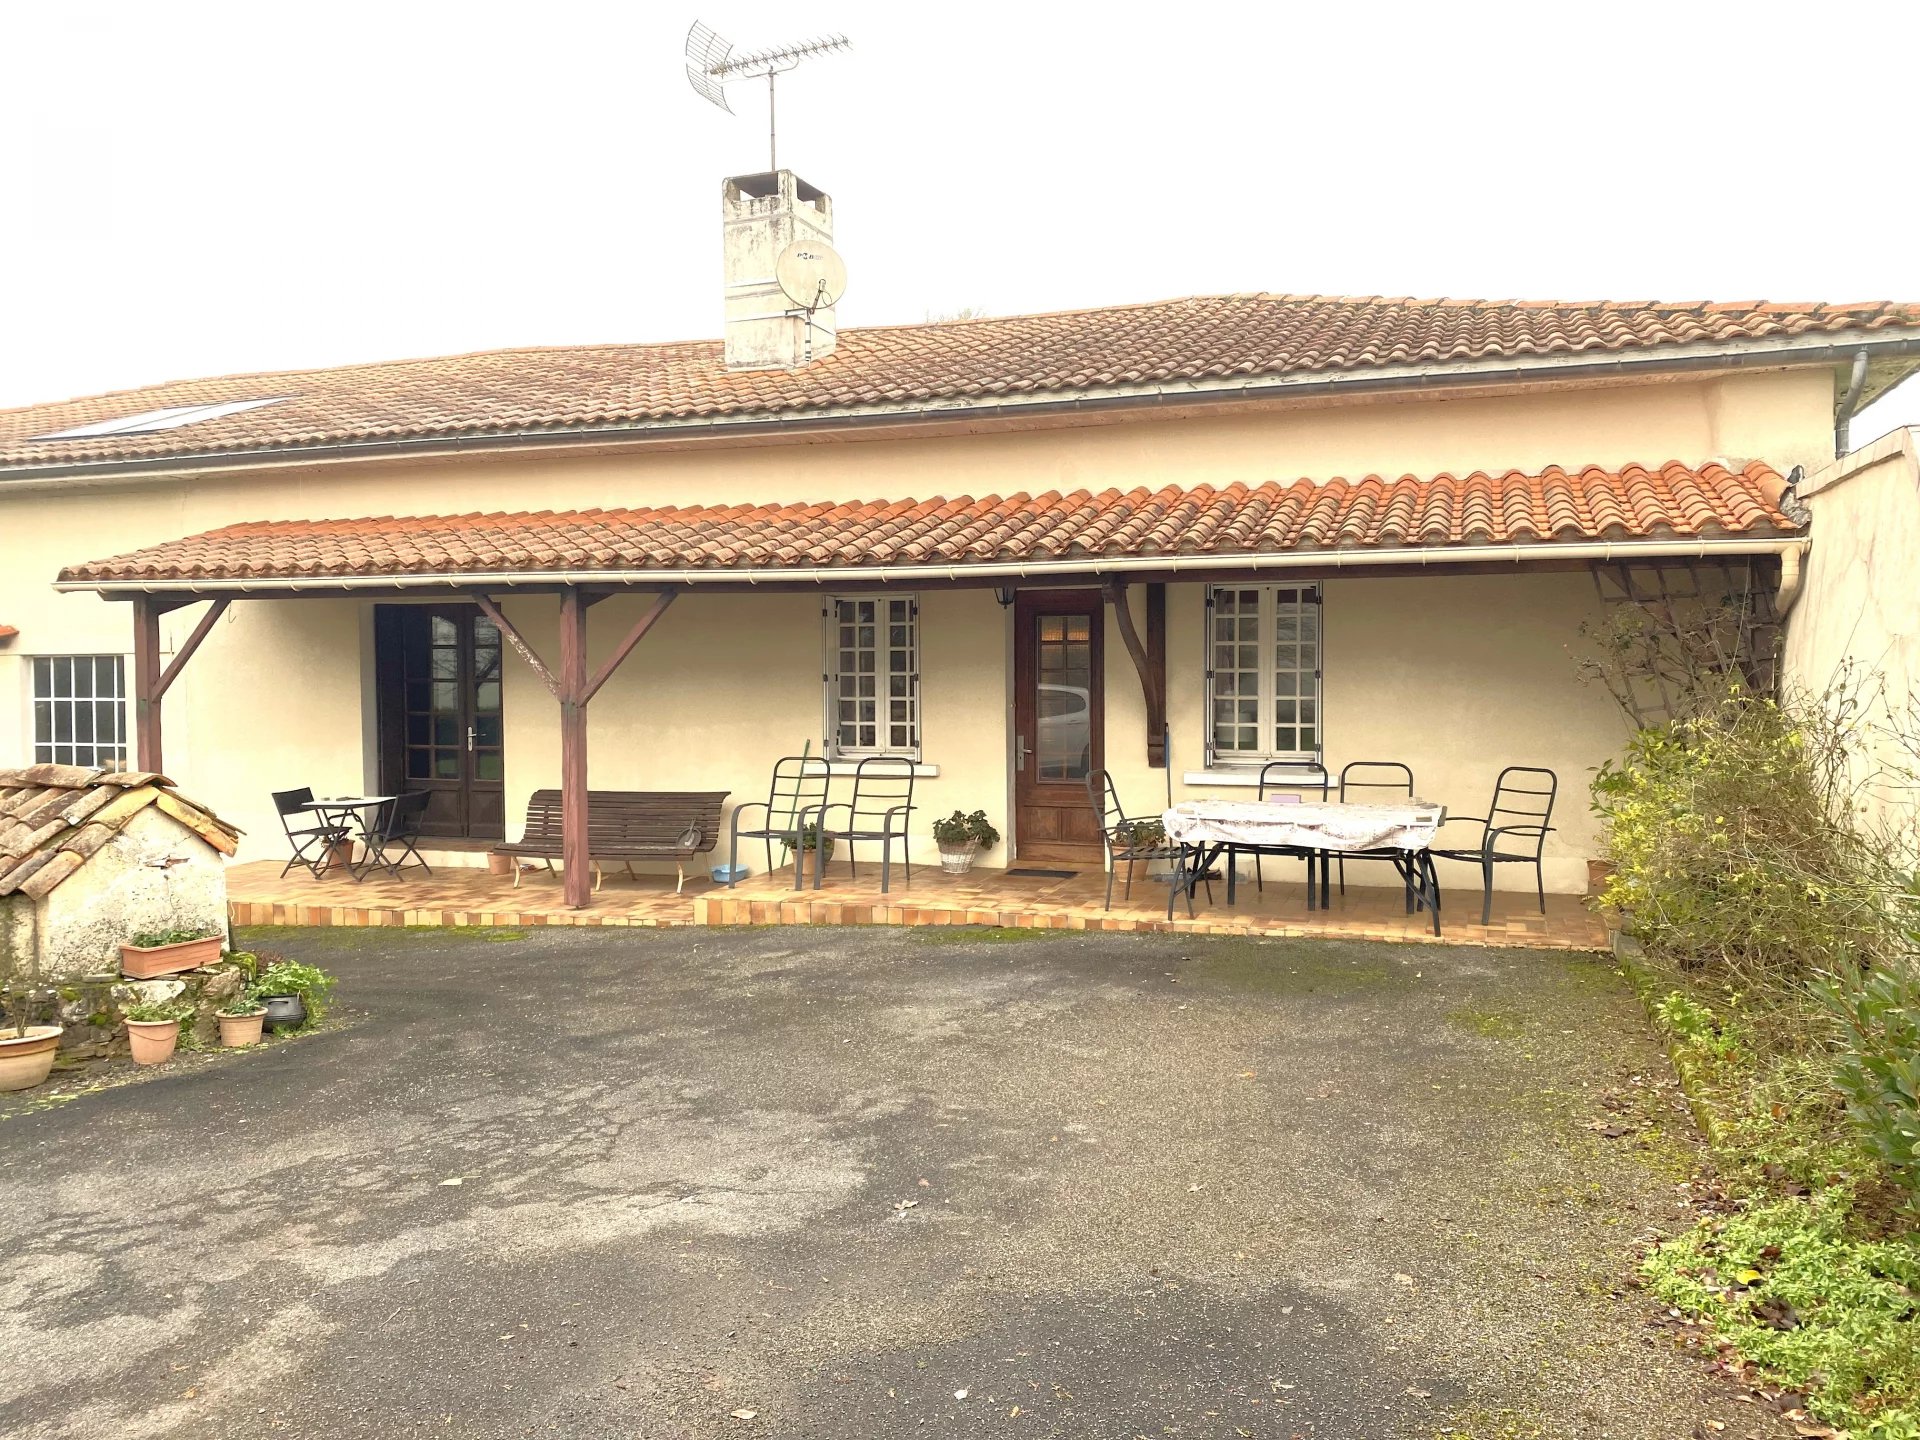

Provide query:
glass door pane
left=1034, top=613, right=1093, bottom=781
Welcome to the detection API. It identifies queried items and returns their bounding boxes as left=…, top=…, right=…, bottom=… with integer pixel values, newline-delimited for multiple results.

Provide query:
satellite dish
left=775, top=241, right=848, bottom=311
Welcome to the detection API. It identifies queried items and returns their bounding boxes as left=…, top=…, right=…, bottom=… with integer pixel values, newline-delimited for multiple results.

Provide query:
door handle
left=467, top=725, right=476, bottom=753
left=1016, top=734, right=1029, bottom=772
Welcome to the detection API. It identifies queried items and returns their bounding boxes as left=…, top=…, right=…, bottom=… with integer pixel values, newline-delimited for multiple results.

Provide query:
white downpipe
left=56, top=535, right=1811, bottom=596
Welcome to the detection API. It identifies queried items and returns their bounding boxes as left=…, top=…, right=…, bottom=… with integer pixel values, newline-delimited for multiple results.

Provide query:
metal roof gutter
left=54, top=534, right=1809, bottom=597
left=8, top=331, right=1920, bottom=489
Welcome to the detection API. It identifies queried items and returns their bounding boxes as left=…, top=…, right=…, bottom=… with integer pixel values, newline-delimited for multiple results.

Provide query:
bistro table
left=1161, top=798, right=1448, bottom=934
left=293, top=796, right=396, bottom=878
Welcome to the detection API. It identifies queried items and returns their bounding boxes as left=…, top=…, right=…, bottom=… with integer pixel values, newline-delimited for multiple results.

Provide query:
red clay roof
left=6, top=294, right=1918, bottom=470
left=58, top=461, right=1796, bottom=586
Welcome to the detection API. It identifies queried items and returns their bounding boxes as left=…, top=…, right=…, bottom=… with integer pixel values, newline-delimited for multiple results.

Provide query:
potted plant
left=931, top=809, right=1001, bottom=875
left=123, top=996, right=195, bottom=1066
left=120, top=925, right=224, bottom=980
left=254, top=957, right=336, bottom=1032
left=0, top=935, right=62, bottom=1093
left=780, top=823, right=836, bottom=886
left=216, top=988, right=268, bottom=1047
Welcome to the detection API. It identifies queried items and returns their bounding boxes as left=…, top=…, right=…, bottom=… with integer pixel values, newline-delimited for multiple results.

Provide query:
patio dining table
left=1161, top=798, right=1448, bottom=934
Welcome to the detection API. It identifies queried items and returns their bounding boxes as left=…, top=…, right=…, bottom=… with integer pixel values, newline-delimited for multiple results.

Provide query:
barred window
left=1205, top=585, right=1321, bottom=763
left=825, top=597, right=919, bottom=758
left=32, top=655, right=128, bottom=769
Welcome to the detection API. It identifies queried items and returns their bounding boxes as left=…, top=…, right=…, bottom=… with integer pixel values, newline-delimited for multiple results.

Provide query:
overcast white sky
left=3, top=1, right=1918, bottom=438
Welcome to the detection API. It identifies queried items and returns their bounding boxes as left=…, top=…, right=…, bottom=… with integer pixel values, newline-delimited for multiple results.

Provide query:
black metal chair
left=805, top=757, right=916, bottom=893
left=1336, top=761, right=1416, bottom=896
left=728, top=755, right=832, bottom=888
left=351, top=792, right=432, bottom=881
left=1087, top=769, right=1206, bottom=912
left=1244, top=760, right=1331, bottom=894
left=272, top=787, right=351, bottom=880
left=1431, top=766, right=1558, bottom=924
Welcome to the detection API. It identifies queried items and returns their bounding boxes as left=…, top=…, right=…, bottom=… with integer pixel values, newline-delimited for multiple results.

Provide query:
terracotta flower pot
left=486, top=851, right=514, bottom=876
left=784, top=844, right=833, bottom=886
left=126, top=1019, right=182, bottom=1066
left=217, top=1010, right=267, bottom=1047
left=120, top=936, right=222, bottom=980
left=0, top=1025, right=63, bottom=1092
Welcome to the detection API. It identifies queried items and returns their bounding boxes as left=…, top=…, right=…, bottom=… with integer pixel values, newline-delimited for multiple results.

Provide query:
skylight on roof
left=29, top=396, right=292, bottom=442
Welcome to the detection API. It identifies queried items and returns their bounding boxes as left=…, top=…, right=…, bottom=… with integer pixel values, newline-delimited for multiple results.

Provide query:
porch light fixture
left=993, top=585, right=1017, bottom=607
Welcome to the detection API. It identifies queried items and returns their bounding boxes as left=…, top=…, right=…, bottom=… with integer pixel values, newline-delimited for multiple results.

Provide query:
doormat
left=1005, top=867, right=1077, bottom=879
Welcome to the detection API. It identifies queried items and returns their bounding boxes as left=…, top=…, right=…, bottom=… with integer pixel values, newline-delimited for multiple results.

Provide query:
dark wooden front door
left=1012, top=590, right=1104, bottom=865
left=374, top=604, right=505, bottom=840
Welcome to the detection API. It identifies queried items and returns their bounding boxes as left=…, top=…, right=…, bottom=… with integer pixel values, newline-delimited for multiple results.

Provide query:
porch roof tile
left=4, top=293, right=1917, bottom=471
left=57, top=460, right=1798, bottom=587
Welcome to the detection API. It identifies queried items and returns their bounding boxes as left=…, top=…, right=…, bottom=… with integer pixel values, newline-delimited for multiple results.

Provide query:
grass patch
left=1445, top=1006, right=1526, bottom=1040
left=234, top=924, right=527, bottom=945
left=911, top=926, right=1051, bottom=946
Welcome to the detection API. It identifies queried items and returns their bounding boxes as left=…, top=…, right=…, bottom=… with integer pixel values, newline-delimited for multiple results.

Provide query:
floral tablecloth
left=1161, top=799, right=1445, bottom=853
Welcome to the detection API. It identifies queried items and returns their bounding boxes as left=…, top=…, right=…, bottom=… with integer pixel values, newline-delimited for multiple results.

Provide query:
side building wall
left=1783, top=427, right=1920, bottom=841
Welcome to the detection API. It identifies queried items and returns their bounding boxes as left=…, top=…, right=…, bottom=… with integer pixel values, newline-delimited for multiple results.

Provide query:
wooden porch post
left=130, top=594, right=231, bottom=774
left=133, top=596, right=163, bottom=772
left=471, top=587, right=678, bottom=911
left=558, top=586, right=591, bottom=909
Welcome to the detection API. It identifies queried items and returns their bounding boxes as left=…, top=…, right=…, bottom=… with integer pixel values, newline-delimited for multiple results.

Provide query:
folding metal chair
left=351, top=792, right=432, bottom=881
left=273, top=787, right=351, bottom=880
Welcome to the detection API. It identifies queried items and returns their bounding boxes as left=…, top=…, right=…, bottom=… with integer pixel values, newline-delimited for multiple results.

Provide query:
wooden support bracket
left=470, top=592, right=560, bottom=698
left=1103, top=580, right=1167, bottom=767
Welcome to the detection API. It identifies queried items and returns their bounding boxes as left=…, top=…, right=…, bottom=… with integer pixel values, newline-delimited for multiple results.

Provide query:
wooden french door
left=1012, top=590, right=1105, bottom=865
left=374, top=604, right=505, bottom=840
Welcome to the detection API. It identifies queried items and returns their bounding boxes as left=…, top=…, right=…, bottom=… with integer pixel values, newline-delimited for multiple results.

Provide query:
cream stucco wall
left=0, top=366, right=1827, bottom=881
left=1783, top=428, right=1920, bottom=840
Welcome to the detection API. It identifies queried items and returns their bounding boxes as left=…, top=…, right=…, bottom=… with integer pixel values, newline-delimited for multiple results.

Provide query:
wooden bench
left=496, top=789, right=730, bottom=894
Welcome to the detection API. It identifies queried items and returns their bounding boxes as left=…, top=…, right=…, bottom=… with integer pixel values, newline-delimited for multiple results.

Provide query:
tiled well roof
left=0, top=767, right=240, bottom=900
left=58, top=461, right=1796, bottom=587
left=5, top=295, right=1918, bottom=470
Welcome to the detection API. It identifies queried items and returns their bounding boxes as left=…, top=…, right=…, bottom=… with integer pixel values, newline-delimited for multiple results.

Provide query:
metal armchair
left=272, top=787, right=351, bottom=880
left=351, top=792, right=432, bottom=881
left=1431, top=766, right=1558, bottom=924
left=804, top=756, right=916, bottom=893
left=728, top=755, right=832, bottom=888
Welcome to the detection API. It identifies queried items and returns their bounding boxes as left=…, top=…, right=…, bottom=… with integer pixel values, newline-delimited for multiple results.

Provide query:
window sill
left=825, top=760, right=940, bottom=778
left=1182, top=768, right=1322, bottom=788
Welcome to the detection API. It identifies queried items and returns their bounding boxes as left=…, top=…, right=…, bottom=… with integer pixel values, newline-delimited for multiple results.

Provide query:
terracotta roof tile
left=0, top=767, right=240, bottom=898
left=3, top=295, right=1917, bottom=472
left=59, top=461, right=1797, bottom=587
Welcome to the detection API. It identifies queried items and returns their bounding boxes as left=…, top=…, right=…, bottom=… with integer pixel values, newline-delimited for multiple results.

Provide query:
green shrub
left=253, top=958, right=337, bottom=1025
left=1819, top=959, right=1920, bottom=1196
left=126, top=925, right=223, bottom=949
left=1593, top=695, right=1888, bottom=989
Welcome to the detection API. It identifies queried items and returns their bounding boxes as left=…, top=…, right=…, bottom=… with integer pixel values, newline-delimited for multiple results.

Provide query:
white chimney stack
left=721, top=171, right=838, bottom=370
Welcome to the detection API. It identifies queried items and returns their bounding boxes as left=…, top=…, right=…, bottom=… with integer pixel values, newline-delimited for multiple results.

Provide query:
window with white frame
left=824, top=596, right=920, bottom=758
left=1205, top=585, right=1322, bottom=764
left=31, top=655, right=128, bottom=769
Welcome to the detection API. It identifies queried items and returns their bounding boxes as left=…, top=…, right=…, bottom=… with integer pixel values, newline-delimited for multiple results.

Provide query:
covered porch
left=223, top=852, right=1611, bottom=947
left=56, top=460, right=1803, bottom=936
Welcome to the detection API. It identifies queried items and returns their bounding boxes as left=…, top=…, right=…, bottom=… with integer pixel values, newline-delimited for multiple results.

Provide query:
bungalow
left=1, top=169, right=1916, bottom=910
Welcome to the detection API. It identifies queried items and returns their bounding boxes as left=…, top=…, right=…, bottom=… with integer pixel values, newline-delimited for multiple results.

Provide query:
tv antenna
left=684, top=21, right=850, bottom=172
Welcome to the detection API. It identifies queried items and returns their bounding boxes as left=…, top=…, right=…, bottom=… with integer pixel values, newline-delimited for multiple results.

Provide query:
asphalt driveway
left=0, top=926, right=1757, bottom=1439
